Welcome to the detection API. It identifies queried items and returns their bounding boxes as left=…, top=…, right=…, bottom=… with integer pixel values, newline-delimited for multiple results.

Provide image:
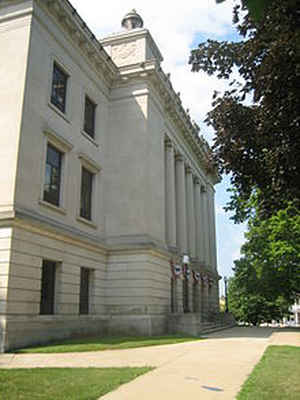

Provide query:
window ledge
left=39, top=199, right=67, bottom=215
left=48, top=101, right=70, bottom=124
left=81, top=130, right=99, bottom=147
left=76, top=215, right=97, bottom=229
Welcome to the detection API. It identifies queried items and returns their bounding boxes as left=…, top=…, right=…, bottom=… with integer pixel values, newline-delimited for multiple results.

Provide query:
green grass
left=237, top=345, right=300, bottom=400
left=0, top=367, right=153, bottom=400
left=15, top=335, right=201, bottom=353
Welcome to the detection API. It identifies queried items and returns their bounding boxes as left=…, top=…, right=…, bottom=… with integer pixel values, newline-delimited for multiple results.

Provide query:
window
left=40, top=260, right=56, bottom=315
left=83, top=96, right=96, bottom=138
left=80, top=167, right=93, bottom=220
left=79, top=267, right=90, bottom=314
left=51, top=62, right=68, bottom=113
left=44, top=144, right=62, bottom=206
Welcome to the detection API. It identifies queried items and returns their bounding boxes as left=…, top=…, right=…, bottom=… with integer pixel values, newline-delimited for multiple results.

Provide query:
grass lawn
left=15, top=335, right=202, bottom=353
left=237, top=345, right=300, bottom=400
left=0, top=367, right=153, bottom=400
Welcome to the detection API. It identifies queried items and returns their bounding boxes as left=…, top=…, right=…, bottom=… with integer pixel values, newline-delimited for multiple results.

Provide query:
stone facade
left=0, top=0, right=221, bottom=352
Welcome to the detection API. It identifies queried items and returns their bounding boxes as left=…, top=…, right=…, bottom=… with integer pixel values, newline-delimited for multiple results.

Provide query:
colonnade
left=165, top=138, right=220, bottom=319
left=165, top=138, right=217, bottom=269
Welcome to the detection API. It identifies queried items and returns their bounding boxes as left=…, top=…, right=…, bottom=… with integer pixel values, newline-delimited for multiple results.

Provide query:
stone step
left=200, top=323, right=236, bottom=335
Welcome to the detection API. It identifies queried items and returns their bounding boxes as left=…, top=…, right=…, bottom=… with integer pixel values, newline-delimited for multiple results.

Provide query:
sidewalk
left=0, top=327, right=299, bottom=399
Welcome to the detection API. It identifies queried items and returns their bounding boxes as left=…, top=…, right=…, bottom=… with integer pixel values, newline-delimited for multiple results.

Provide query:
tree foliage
left=190, top=0, right=300, bottom=222
left=216, top=0, right=270, bottom=22
left=228, top=203, right=300, bottom=324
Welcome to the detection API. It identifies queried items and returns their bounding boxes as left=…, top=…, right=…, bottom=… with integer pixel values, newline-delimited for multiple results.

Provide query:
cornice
left=0, top=1, right=34, bottom=24
left=35, top=0, right=119, bottom=87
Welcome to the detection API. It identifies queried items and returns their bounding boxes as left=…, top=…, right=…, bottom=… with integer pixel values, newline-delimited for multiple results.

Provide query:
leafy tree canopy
left=190, top=0, right=300, bottom=222
left=216, top=0, right=270, bottom=22
left=228, top=202, right=300, bottom=324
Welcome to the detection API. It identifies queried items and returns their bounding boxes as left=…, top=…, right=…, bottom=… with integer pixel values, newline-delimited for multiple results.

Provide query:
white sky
left=70, top=0, right=247, bottom=294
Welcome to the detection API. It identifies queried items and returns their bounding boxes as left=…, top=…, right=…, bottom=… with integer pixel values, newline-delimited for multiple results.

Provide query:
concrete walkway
left=0, top=327, right=299, bottom=399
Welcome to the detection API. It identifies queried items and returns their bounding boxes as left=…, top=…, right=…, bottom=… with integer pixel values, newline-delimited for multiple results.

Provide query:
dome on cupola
left=121, top=9, right=144, bottom=30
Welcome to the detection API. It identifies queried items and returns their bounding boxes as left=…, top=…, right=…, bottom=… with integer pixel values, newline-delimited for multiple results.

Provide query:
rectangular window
left=80, top=167, right=93, bottom=220
left=40, top=260, right=56, bottom=315
left=83, top=96, right=96, bottom=138
left=51, top=62, right=68, bottom=113
left=44, top=144, right=62, bottom=206
left=79, top=267, right=90, bottom=314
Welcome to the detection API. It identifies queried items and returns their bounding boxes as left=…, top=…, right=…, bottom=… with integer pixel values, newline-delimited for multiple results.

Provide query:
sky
left=70, top=0, right=247, bottom=294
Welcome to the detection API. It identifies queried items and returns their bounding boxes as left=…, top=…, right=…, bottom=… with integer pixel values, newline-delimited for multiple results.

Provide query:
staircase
left=168, top=312, right=236, bottom=336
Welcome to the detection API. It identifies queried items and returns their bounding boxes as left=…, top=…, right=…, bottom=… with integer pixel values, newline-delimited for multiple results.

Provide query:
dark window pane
left=43, top=144, right=62, bottom=206
left=83, top=96, right=96, bottom=138
left=51, top=63, right=68, bottom=113
left=79, top=268, right=90, bottom=314
left=80, top=167, right=93, bottom=220
left=40, top=260, right=56, bottom=315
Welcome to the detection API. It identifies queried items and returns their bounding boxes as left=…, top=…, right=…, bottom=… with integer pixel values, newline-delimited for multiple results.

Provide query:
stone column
left=207, top=283, right=213, bottom=317
left=175, top=154, right=188, bottom=254
left=186, top=167, right=196, bottom=258
left=194, top=178, right=204, bottom=263
left=200, top=279, right=206, bottom=320
left=176, top=276, right=183, bottom=313
left=212, top=281, right=220, bottom=313
left=201, top=184, right=210, bottom=267
left=164, top=139, right=177, bottom=248
left=204, top=187, right=212, bottom=269
left=193, top=280, right=201, bottom=313
left=188, top=276, right=194, bottom=312
left=208, top=187, right=218, bottom=271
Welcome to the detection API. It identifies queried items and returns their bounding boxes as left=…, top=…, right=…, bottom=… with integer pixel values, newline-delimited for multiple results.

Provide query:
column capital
left=201, top=184, right=207, bottom=193
left=165, top=137, right=174, bottom=149
left=193, top=176, right=200, bottom=185
left=185, top=164, right=192, bottom=174
left=175, top=153, right=185, bottom=162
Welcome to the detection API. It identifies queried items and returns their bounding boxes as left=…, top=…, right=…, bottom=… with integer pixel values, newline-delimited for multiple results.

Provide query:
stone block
left=9, top=263, right=41, bottom=280
left=9, top=276, right=40, bottom=291
left=7, top=301, right=40, bottom=315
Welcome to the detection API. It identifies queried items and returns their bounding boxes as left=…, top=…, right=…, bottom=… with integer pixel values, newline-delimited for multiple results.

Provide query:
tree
left=190, top=0, right=300, bottom=222
left=216, top=0, right=270, bottom=22
left=228, top=203, right=300, bottom=324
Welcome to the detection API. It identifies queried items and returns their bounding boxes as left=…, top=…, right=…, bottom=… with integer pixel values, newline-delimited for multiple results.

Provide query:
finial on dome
left=121, top=9, right=144, bottom=30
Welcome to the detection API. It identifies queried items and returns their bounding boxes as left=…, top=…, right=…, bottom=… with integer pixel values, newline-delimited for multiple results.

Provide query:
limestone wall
left=0, top=227, right=13, bottom=351
left=14, top=4, right=109, bottom=238
left=0, top=5, right=32, bottom=215
left=2, top=224, right=107, bottom=351
left=106, top=252, right=170, bottom=315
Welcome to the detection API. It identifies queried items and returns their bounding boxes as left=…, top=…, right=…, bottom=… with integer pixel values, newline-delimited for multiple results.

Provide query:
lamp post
left=224, top=276, right=229, bottom=313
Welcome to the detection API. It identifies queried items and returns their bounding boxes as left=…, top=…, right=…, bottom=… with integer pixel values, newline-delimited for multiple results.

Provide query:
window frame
left=43, top=143, right=63, bottom=207
left=40, top=128, right=73, bottom=214
left=80, top=166, right=94, bottom=221
left=79, top=267, right=90, bottom=315
left=50, top=61, right=69, bottom=114
left=83, top=95, right=97, bottom=139
left=40, top=259, right=57, bottom=315
left=77, top=153, right=101, bottom=228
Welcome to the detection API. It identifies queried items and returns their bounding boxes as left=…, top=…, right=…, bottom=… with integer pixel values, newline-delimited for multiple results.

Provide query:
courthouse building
left=0, top=0, right=222, bottom=352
